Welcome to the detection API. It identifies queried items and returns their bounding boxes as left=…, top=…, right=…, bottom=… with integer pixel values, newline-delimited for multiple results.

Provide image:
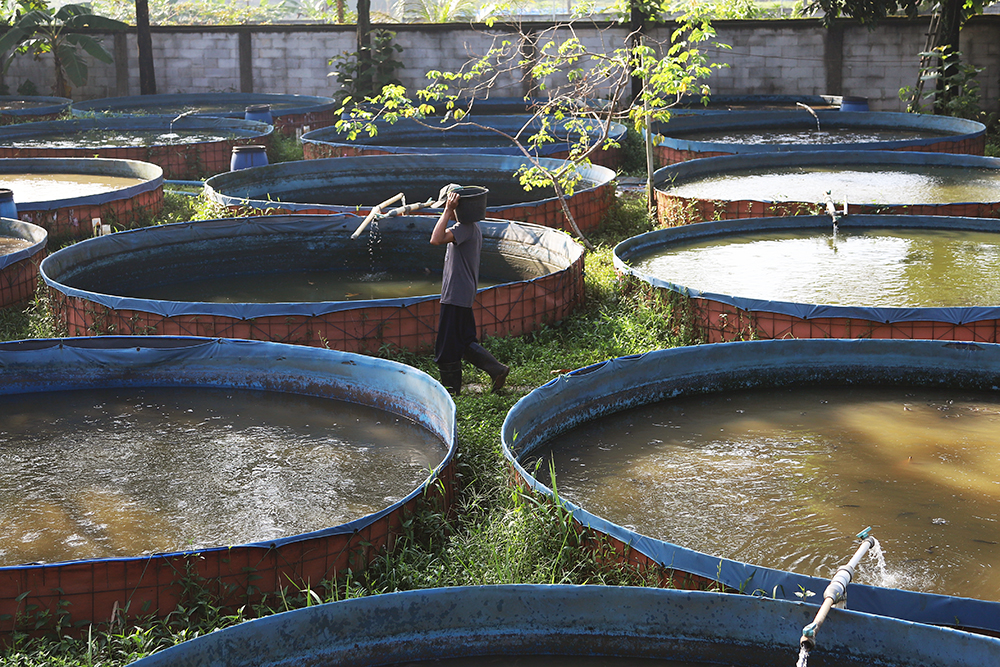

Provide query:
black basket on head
left=454, top=186, right=489, bottom=223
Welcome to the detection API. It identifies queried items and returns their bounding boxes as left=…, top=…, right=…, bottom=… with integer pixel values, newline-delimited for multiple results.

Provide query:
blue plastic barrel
left=230, top=145, right=269, bottom=171
left=840, top=96, right=870, bottom=112
left=244, top=104, right=273, bottom=124
left=0, top=188, right=16, bottom=219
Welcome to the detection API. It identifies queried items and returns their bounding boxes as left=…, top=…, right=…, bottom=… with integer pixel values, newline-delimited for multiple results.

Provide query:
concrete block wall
left=703, top=24, right=829, bottom=99
left=3, top=17, right=997, bottom=113
left=840, top=21, right=925, bottom=111
left=252, top=30, right=352, bottom=97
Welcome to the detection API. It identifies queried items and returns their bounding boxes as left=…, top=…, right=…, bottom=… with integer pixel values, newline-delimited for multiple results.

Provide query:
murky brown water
left=662, top=164, right=1000, bottom=205
left=536, top=385, right=1000, bottom=600
left=671, top=128, right=952, bottom=145
left=630, top=228, right=1000, bottom=308
left=0, top=237, right=31, bottom=255
left=0, top=386, right=447, bottom=566
left=5, top=130, right=238, bottom=149
left=2, top=173, right=148, bottom=201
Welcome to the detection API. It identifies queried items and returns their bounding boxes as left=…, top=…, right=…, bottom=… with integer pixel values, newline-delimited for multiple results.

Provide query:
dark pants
left=434, top=304, right=478, bottom=364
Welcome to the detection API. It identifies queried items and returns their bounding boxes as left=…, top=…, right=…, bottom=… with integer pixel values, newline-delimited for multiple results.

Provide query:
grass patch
left=0, top=191, right=690, bottom=666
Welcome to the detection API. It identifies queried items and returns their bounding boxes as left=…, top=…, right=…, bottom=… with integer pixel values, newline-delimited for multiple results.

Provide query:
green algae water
left=663, top=164, right=1000, bottom=205
left=631, top=228, right=1000, bottom=308
left=536, top=385, right=1000, bottom=601
left=672, top=128, right=952, bottom=145
left=2, top=173, right=147, bottom=200
left=125, top=270, right=498, bottom=303
left=4, top=129, right=239, bottom=149
left=0, top=386, right=446, bottom=566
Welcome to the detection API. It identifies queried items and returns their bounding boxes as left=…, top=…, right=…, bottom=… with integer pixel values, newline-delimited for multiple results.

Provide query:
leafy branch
left=335, top=2, right=728, bottom=248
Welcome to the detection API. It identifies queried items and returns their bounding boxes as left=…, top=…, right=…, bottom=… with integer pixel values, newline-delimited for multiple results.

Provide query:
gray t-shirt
left=439, top=221, right=482, bottom=308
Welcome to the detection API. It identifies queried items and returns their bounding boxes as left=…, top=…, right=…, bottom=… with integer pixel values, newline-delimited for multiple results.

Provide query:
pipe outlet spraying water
left=797, top=527, right=877, bottom=666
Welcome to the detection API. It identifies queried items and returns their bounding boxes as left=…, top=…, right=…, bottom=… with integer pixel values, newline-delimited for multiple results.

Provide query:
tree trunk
left=136, top=0, right=156, bottom=95
left=629, top=1, right=646, bottom=103
left=357, top=0, right=371, bottom=94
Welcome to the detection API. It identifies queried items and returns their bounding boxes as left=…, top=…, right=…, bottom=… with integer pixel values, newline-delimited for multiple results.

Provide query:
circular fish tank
left=203, top=155, right=616, bottom=235
left=0, top=116, right=273, bottom=180
left=650, top=110, right=985, bottom=165
left=502, top=340, right=1000, bottom=635
left=616, top=214, right=1000, bottom=343
left=0, top=336, right=456, bottom=636
left=0, top=157, right=163, bottom=239
left=39, top=214, right=585, bottom=351
left=0, top=219, right=47, bottom=308
left=72, top=93, right=339, bottom=136
left=304, top=115, right=627, bottom=169
left=0, top=95, right=71, bottom=124
left=654, top=151, right=1000, bottom=226
left=126, top=585, right=1000, bottom=667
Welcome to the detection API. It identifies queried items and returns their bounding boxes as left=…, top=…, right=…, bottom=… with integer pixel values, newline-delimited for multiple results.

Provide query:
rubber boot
left=463, top=342, right=510, bottom=394
left=437, top=361, right=463, bottom=396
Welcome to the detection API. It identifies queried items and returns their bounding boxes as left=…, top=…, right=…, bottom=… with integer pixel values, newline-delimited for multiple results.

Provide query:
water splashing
left=797, top=102, right=821, bottom=132
left=796, top=644, right=810, bottom=667
left=866, top=536, right=890, bottom=585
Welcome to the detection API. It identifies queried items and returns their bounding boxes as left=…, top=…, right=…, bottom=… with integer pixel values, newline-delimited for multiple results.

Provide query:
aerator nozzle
left=856, top=526, right=872, bottom=540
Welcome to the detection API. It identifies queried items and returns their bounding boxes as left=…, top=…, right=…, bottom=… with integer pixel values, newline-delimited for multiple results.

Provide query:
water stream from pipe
left=797, top=102, right=821, bottom=132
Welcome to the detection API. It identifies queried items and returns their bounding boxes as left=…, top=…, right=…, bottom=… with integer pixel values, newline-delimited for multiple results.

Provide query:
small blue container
left=0, top=188, right=17, bottom=219
left=230, top=145, right=269, bottom=171
left=244, top=104, right=273, bottom=125
left=840, top=96, right=870, bottom=112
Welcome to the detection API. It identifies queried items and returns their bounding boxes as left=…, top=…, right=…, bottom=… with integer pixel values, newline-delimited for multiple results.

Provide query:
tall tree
left=135, top=0, right=155, bottom=94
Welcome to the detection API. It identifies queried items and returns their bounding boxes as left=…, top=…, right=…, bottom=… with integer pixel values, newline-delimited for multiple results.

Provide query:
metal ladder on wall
left=907, top=6, right=943, bottom=112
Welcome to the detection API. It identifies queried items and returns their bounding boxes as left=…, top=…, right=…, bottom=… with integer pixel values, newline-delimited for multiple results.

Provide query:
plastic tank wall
left=0, top=336, right=457, bottom=639
left=40, top=215, right=585, bottom=352
left=127, top=586, right=1000, bottom=667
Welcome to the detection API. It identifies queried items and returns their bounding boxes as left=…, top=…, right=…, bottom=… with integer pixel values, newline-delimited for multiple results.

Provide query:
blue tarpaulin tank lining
left=614, top=214, right=1000, bottom=324
left=0, top=116, right=273, bottom=143
left=0, top=219, right=46, bottom=270
left=501, top=339, right=1000, bottom=634
left=202, top=153, right=616, bottom=214
left=649, top=110, right=985, bottom=153
left=126, top=585, right=1000, bottom=667
left=40, top=214, right=583, bottom=319
left=71, top=93, right=338, bottom=118
left=652, top=150, right=1000, bottom=193
left=0, top=335, right=456, bottom=559
left=302, top=115, right=627, bottom=156
left=0, top=95, right=71, bottom=119
left=0, top=157, right=163, bottom=209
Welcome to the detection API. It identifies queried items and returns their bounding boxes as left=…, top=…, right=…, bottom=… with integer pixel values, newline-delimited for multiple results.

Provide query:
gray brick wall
left=3, top=17, right=997, bottom=113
